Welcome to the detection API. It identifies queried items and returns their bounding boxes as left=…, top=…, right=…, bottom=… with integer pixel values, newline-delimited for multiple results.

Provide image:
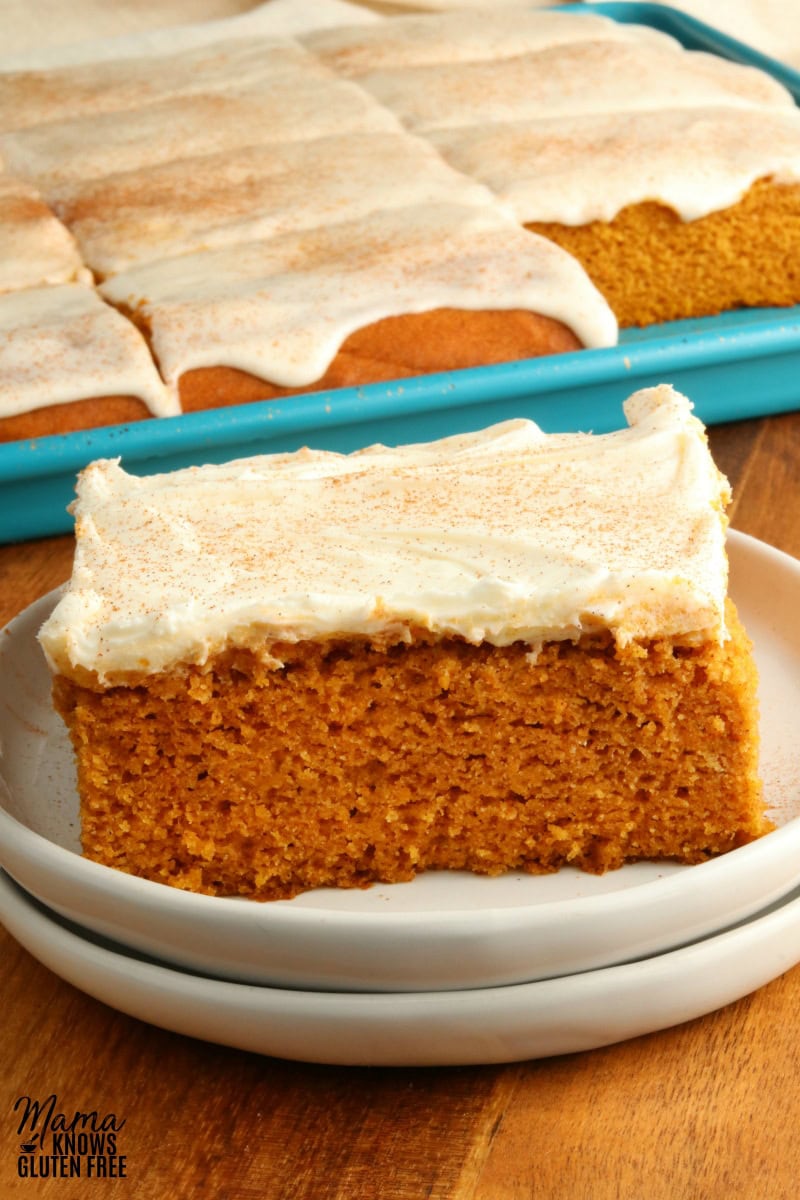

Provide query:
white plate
left=3, top=867, right=800, bottom=1066
left=1, top=530, right=799, bottom=992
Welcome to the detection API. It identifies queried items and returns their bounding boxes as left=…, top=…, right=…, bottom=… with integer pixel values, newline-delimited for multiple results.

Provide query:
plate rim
left=4, top=865, right=800, bottom=1066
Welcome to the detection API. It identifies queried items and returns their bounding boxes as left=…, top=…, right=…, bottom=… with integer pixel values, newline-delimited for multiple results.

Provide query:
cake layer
left=51, top=601, right=765, bottom=899
left=174, top=308, right=581, bottom=411
left=527, top=178, right=800, bottom=327
left=39, top=386, right=730, bottom=683
left=0, top=395, right=154, bottom=443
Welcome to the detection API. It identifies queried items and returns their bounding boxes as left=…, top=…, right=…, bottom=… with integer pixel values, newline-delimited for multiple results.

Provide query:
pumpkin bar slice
left=39, top=385, right=767, bottom=900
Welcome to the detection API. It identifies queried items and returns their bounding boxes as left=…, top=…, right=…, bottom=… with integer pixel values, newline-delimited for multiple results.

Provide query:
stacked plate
left=2, top=530, right=800, bottom=1066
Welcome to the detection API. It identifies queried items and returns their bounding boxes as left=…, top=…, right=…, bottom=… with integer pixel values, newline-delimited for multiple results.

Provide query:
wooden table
left=1, top=410, right=799, bottom=1200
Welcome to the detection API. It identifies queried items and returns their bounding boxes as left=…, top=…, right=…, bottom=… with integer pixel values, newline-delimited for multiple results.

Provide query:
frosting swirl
left=40, top=386, right=731, bottom=682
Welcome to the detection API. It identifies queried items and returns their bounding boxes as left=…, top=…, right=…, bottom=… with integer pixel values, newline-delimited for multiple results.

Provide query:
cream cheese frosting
left=0, top=171, right=90, bottom=292
left=53, top=130, right=499, bottom=276
left=99, top=202, right=617, bottom=394
left=357, top=38, right=794, bottom=133
left=0, top=37, right=321, bottom=132
left=303, top=9, right=679, bottom=75
left=427, top=106, right=800, bottom=225
left=0, top=70, right=401, bottom=191
left=1, top=7, right=799, bottom=434
left=0, top=284, right=176, bottom=420
left=0, top=0, right=379, bottom=72
left=39, top=386, right=731, bottom=683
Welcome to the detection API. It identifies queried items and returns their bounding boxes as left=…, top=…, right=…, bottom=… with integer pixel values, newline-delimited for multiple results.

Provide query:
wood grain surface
left=1, top=410, right=799, bottom=1200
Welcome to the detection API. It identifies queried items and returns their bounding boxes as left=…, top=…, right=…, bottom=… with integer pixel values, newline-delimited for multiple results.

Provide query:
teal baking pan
left=1, top=2, right=799, bottom=544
